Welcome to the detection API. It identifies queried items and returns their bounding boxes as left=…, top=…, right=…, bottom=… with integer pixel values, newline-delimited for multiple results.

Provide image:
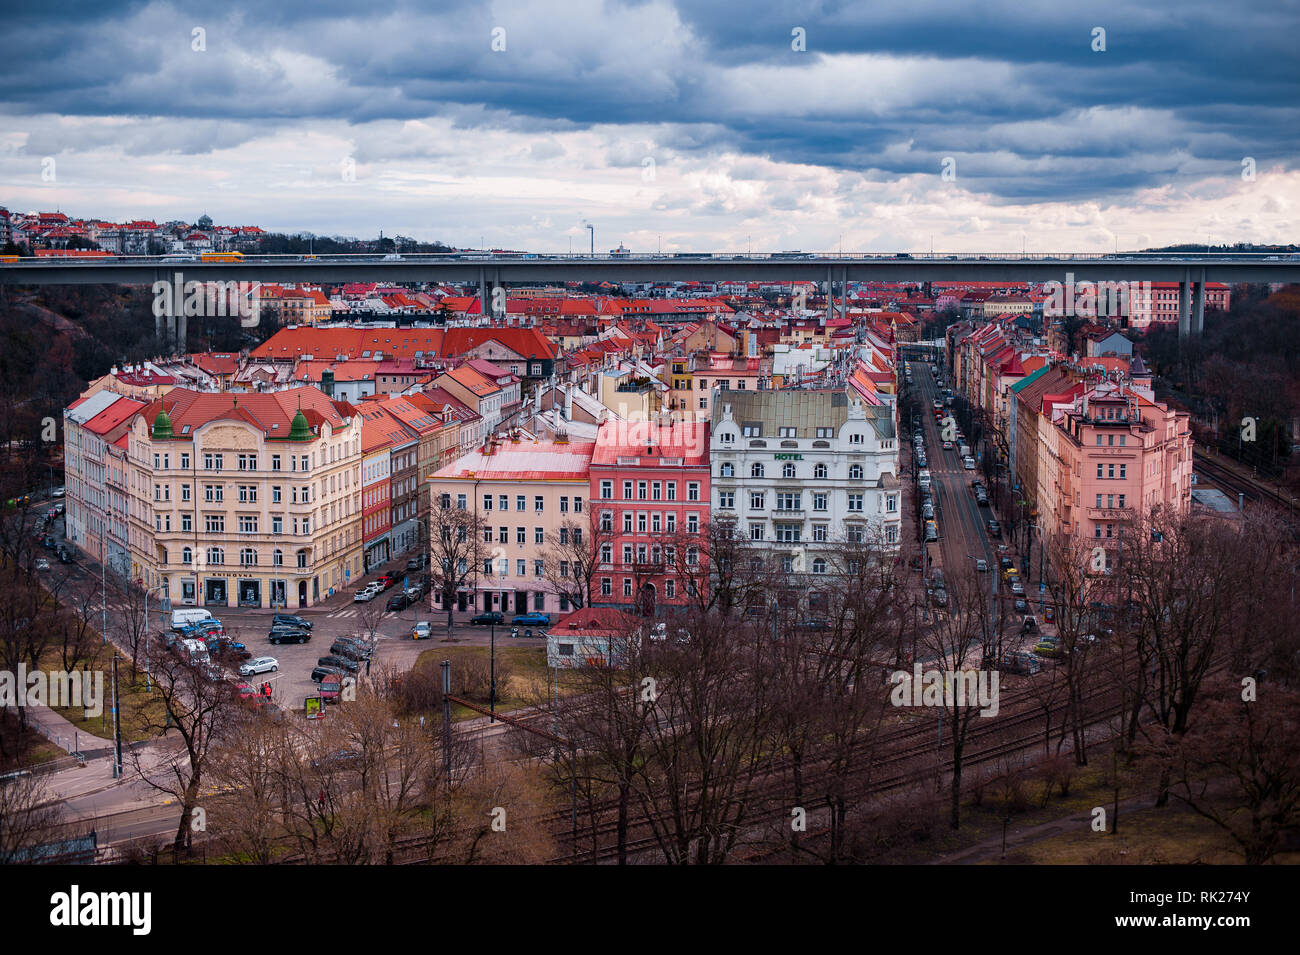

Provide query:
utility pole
left=112, top=656, right=122, bottom=779
left=440, top=660, right=452, bottom=781
left=489, top=623, right=497, bottom=722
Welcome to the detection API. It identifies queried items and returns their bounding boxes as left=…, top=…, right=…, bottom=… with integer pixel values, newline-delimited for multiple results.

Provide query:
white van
left=171, top=608, right=213, bottom=631
left=962, top=456, right=976, bottom=470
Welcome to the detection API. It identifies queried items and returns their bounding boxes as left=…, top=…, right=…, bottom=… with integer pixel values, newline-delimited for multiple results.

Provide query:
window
left=205, top=515, right=224, bottom=533
left=719, top=491, right=735, bottom=509
left=750, top=492, right=765, bottom=510
left=886, top=494, right=897, bottom=513
left=782, top=463, right=796, bottom=479
left=847, top=494, right=863, bottom=511
left=775, top=523, right=801, bottom=543
left=687, top=482, right=700, bottom=501
left=239, top=485, right=257, bottom=503
left=623, top=480, right=633, bottom=499
left=601, top=480, right=613, bottom=499
left=779, top=427, right=796, bottom=438
left=182, top=547, right=192, bottom=565
left=742, top=425, right=760, bottom=437
left=849, top=465, right=863, bottom=480
left=665, top=579, right=675, bottom=598
left=1119, top=465, right=1126, bottom=479
left=813, top=524, right=828, bottom=542
left=720, top=463, right=734, bottom=478
left=624, top=578, right=633, bottom=597
left=271, top=454, right=281, bottom=471
left=777, top=492, right=800, bottom=511
left=516, top=559, right=527, bottom=576
left=687, top=514, right=699, bottom=533
left=206, top=547, right=224, bottom=565
left=849, top=433, right=864, bottom=445
left=1096, top=494, right=1103, bottom=508
left=750, top=523, right=764, bottom=541
left=1097, top=464, right=1104, bottom=479
left=483, top=527, right=494, bottom=543
left=457, top=494, right=467, bottom=510
left=751, top=463, right=765, bottom=479
left=534, top=495, right=544, bottom=512
left=204, top=485, right=222, bottom=503
left=240, top=548, right=257, bottom=567
left=651, top=513, right=661, bottom=533
left=637, top=481, right=647, bottom=501
left=666, top=482, right=677, bottom=501
left=651, top=482, right=661, bottom=501
left=816, top=427, right=833, bottom=438
left=600, top=544, right=612, bottom=564
left=601, top=577, right=612, bottom=596
left=238, top=453, right=256, bottom=471
left=534, top=560, right=544, bottom=577
left=182, top=514, right=192, bottom=532
left=1118, top=494, right=1126, bottom=508
left=686, top=546, right=698, bottom=566
left=517, top=526, right=526, bottom=545
left=498, top=526, right=508, bottom=544
left=238, top=515, right=258, bottom=534
left=600, top=511, right=613, bottom=532
left=666, top=513, right=676, bottom=533
left=1107, top=464, right=1115, bottom=479
left=483, top=494, right=493, bottom=510
left=273, top=549, right=283, bottom=566
left=560, top=526, right=571, bottom=545
left=180, top=452, right=190, bottom=469
left=1119, top=435, right=1126, bottom=447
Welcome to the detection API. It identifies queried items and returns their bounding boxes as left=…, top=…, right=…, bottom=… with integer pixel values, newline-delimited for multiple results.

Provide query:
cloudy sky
left=2, top=0, right=1297, bottom=252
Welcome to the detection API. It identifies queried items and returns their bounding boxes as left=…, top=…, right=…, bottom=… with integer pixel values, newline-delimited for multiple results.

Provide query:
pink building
left=1037, top=381, right=1192, bottom=569
left=590, top=419, right=711, bottom=614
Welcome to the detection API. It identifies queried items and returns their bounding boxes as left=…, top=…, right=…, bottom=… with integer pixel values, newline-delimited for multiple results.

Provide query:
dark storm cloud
left=1, top=0, right=1296, bottom=202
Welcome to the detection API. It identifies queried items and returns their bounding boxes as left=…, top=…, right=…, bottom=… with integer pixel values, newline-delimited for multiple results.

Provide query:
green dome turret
left=289, top=408, right=312, bottom=441
left=152, top=407, right=174, bottom=439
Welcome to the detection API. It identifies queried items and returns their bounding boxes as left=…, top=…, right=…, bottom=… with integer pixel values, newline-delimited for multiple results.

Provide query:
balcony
left=1085, top=506, right=1134, bottom=520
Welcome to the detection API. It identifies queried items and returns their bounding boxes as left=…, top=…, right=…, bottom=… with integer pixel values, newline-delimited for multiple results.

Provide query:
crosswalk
left=324, top=607, right=405, bottom=619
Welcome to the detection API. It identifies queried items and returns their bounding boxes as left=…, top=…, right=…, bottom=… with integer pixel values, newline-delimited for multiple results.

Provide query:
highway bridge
left=2, top=251, right=1296, bottom=343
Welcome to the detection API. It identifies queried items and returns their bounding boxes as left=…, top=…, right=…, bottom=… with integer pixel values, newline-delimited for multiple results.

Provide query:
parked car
left=51, top=487, right=65, bottom=498
left=795, top=618, right=829, bottom=631
left=962, top=456, right=976, bottom=470
left=329, top=640, right=367, bottom=661
left=376, top=575, right=398, bottom=591
left=942, top=440, right=953, bottom=450
left=471, top=611, right=505, bottom=626
left=268, top=626, right=311, bottom=645
left=410, top=621, right=432, bottom=640
left=34, top=557, right=49, bottom=571
left=318, top=675, right=345, bottom=704
left=512, top=612, right=551, bottom=627
left=1009, top=580, right=1025, bottom=595
left=925, top=520, right=938, bottom=541
left=312, top=665, right=345, bottom=683
left=42, top=536, right=57, bottom=550
left=974, top=558, right=988, bottom=573
left=239, top=656, right=279, bottom=676
left=386, top=592, right=411, bottom=612
left=406, top=554, right=429, bottom=570
left=922, top=502, right=934, bottom=519
left=987, top=519, right=1001, bottom=537
left=272, top=614, right=312, bottom=631
left=1000, top=651, right=1042, bottom=675
left=1014, top=597, right=1028, bottom=613
left=57, top=548, right=73, bottom=564
left=336, top=636, right=375, bottom=658
left=317, top=654, right=360, bottom=673
left=353, top=586, right=379, bottom=602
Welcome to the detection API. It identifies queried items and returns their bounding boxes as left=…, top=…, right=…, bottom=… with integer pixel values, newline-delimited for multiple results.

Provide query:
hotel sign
left=774, top=453, right=804, bottom=460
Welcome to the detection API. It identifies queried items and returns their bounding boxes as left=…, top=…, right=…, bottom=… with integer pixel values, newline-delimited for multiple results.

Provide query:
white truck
left=958, top=444, right=971, bottom=459
left=171, top=608, right=213, bottom=631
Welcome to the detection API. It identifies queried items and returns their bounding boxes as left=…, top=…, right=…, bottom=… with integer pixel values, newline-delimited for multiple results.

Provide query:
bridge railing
left=3, top=251, right=1298, bottom=266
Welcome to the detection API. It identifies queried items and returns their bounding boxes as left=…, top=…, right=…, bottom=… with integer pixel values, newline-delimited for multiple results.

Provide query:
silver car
left=239, top=656, right=279, bottom=676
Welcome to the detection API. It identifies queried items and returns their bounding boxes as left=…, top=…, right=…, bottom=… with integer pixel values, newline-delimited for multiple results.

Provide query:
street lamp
left=489, top=621, right=497, bottom=723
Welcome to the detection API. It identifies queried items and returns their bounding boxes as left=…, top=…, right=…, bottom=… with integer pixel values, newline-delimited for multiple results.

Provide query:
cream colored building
left=126, top=387, right=365, bottom=609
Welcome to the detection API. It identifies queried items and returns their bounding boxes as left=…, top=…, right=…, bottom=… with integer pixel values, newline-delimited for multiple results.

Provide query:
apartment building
left=710, top=389, right=901, bottom=566
left=64, top=392, right=148, bottom=576
left=1036, top=382, right=1192, bottom=563
left=589, top=419, right=711, bottom=613
left=428, top=439, right=597, bottom=616
left=125, top=387, right=364, bottom=609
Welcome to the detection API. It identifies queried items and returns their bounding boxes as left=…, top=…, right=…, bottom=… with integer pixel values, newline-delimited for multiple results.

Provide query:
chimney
left=564, top=387, right=573, bottom=421
left=1238, top=492, right=1245, bottom=512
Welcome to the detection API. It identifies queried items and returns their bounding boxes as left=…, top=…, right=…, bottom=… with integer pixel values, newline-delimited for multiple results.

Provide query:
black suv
left=470, top=611, right=505, bottom=626
left=272, top=614, right=312, bottom=631
left=329, top=640, right=367, bottom=661
left=311, top=665, right=345, bottom=683
left=386, top=592, right=411, bottom=612
left=268, top=626, right=311, bottom=645
left=317, top=655, right=360, bottom=673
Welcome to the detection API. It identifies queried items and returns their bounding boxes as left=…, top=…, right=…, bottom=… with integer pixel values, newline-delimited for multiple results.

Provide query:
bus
left=200, top=251, right=244, bottom=262
left=0, top=255, right=18, bottom=264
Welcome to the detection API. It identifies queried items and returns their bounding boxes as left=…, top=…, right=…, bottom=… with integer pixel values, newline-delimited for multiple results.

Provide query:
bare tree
left=541, top=515, right=611, bottom=611
left=1164, top=676, right=1300, bottom=864
left=128, top=643, right=244, bottom=853
left=428, top=499, right=486, bottom=636
left=0, top=769, right=63, bottom=862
